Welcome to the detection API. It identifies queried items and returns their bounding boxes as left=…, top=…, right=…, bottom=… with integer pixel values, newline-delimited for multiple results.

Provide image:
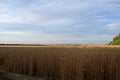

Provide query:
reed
left=0, top=46, right=120, bottom=80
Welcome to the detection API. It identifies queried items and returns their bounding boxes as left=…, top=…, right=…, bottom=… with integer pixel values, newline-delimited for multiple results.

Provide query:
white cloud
left=0, top=31, right=34, bottom=36
left=0, top=3, right=74, bottom=27
left=106, top=22, right=120, bottom=30
left=0, top=0, right=119, bottom=26
left=73, top=24, right=86, bottom=28
left=0, top=3, right=22, bottom=23
left=0, top=33, right=111, bottom=44
left=0, top=3, right=39, bottom=24
left=0, top=0, right=120, bottom=44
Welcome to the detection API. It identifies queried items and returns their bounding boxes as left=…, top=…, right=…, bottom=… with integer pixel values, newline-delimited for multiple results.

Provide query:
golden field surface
left=0, top=45, right=120, bottom=80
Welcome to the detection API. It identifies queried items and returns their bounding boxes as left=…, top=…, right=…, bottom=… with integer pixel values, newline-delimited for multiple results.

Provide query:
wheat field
left=0, top=45, right=120, bottom=80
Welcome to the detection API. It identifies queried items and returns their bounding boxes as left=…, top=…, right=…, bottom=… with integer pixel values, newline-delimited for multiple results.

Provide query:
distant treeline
left=0, top=44, right=47, bottom=46
left=0, top=44, right=108, bottom=46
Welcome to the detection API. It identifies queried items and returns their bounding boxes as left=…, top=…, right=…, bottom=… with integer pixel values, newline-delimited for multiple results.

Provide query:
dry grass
left=0, top=45, right=120, bottom=80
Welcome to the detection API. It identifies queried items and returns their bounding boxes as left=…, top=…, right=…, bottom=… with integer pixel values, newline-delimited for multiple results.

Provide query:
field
left=0, top=45, right=120, bottom=80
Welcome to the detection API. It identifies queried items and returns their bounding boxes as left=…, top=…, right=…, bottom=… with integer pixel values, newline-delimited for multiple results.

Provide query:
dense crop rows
left=0, top=46, right=120, bottom=80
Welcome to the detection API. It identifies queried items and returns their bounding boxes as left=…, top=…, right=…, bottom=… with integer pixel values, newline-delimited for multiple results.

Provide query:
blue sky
left=0, top=0, right=120, bottom=44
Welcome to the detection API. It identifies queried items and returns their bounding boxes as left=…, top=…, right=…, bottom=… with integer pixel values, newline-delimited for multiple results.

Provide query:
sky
left=0, top=0, right=120, bottom=44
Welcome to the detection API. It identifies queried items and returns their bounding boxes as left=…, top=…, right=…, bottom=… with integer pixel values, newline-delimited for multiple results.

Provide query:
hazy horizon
left=0, top=0, right=120, bottom=44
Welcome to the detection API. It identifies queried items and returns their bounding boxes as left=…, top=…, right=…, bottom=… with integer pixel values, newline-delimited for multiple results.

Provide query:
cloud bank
left=0, top=0, right=120, bottom=44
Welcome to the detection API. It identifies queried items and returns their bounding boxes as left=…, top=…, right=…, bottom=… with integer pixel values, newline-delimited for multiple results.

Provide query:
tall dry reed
left=0, top=46, right=120, bottom=80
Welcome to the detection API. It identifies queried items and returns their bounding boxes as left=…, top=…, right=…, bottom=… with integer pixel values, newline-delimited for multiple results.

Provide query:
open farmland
left=0, top=45, right=120, bottom=80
